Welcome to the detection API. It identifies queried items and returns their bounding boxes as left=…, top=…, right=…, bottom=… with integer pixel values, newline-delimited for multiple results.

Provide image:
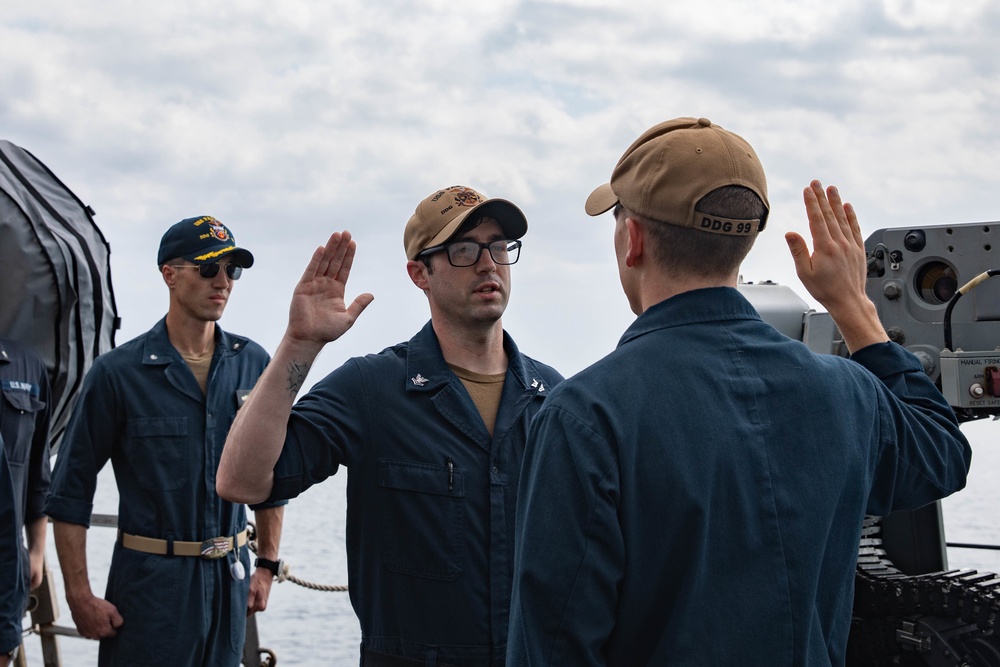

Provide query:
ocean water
left=21, top=420, right=999, bottom=666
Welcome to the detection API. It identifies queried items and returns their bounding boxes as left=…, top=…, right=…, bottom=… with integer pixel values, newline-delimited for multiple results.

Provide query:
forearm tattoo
left=285, top=360, right=310, bottom=395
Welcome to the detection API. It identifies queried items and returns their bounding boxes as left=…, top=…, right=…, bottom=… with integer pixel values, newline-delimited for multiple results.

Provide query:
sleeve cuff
left=849, top=341, right=921, bottom=378
left=42, top=494, right=95, bottom=528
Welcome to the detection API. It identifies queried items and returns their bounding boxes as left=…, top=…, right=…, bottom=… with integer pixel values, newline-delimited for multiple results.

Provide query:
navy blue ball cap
left=156, top=215, right=254, bottom=268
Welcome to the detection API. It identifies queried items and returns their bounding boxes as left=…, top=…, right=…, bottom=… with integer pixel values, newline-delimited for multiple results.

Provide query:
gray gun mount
left=865, top=221, right=1000, bottom=420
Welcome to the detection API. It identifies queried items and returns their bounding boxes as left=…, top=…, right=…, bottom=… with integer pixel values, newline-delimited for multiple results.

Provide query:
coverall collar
left=619, top=286, right=761, bottom=349
left=404, top=320, right=549, bottom=396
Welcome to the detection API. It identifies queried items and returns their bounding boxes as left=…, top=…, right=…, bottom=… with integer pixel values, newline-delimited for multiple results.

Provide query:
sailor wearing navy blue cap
left=47, top=215, right=286, bottom=667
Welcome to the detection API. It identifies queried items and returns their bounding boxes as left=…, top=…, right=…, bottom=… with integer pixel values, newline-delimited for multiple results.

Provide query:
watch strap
left=254, top=557, right=280, bottom=575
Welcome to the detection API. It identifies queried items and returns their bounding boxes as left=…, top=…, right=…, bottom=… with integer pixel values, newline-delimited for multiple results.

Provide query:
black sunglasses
left=172, top=263, right=243, bottom=280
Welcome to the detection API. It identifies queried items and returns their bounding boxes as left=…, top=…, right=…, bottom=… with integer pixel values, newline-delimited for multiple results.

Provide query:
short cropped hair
left=617, top=186, right=765, bottom=279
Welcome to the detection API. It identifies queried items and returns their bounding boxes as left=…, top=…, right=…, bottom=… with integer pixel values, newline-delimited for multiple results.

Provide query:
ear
left=406, top=260, right=430, bottom=291
left=161, top=264, right=177, bottom=289
left=624, top=216, right=644, bottom=268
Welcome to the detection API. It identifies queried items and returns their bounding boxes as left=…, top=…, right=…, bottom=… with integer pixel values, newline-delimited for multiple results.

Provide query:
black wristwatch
left=254, top=557, right=283, bottom=577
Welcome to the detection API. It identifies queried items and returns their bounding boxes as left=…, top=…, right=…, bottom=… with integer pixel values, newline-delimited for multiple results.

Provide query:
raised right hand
left=785, top=180, right=888, bottom=353
left=285, top=230, right=374, bottom=348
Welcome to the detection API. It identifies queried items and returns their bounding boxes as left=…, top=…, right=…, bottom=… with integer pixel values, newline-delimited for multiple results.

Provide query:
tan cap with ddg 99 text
left=585, top=117, right=769, bottom=236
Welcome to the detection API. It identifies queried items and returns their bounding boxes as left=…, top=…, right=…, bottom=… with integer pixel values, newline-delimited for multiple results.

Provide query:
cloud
left=3, top=0, right=999, bottom=372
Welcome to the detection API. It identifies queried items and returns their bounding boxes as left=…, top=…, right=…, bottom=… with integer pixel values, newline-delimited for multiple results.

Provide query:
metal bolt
left=883, top=282, right=902, bottom=300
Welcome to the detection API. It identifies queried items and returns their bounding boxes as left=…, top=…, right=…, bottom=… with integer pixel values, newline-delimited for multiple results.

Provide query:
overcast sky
left=6, top=2, right=1000, bottom=662
left=4, top=0, right=999, bottom=382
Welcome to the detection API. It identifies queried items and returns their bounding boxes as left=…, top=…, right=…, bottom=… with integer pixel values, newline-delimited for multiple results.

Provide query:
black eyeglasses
left=418, top=239, right=521, bottom=267
left=172, top=263, right=243, bottom=280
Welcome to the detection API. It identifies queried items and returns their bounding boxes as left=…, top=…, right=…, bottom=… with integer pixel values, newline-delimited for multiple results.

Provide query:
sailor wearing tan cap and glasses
left=218, top=186, right=563, bottom=667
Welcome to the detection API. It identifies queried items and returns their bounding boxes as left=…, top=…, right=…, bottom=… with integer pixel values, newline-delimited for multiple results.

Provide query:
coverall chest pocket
left=125, top=417, right=189, bottom=491
left=1, top=386, right=45, bottom=465
left=378, top=459, right=465, bottom=581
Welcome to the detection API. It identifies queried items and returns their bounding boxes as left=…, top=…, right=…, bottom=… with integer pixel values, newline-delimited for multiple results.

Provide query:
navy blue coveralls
left=46, top=318, right=285, bottom=667
left=0, top=337, right=51, bottom=609
left=1, top=440, right=26, bottom=657
left=508, top=288, right=972, bottom=667
left=267, top=321, right=563, bottom=666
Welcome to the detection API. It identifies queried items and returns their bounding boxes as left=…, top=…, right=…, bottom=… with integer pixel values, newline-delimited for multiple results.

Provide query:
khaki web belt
left=119, top=529, right=248, bottom=559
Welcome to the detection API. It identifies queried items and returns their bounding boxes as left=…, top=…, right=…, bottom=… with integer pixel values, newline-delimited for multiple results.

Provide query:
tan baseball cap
left=404, top=185, right=528, bottom=260
left=585, top=117, right=769, bottom=236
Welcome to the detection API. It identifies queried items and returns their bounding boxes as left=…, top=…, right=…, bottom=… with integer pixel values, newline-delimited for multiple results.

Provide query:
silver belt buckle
left=200, top=536, right=232, bottom=559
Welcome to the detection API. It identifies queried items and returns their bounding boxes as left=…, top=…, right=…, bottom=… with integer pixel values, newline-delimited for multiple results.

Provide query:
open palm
left=287, top=230, right=374, bottom=345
